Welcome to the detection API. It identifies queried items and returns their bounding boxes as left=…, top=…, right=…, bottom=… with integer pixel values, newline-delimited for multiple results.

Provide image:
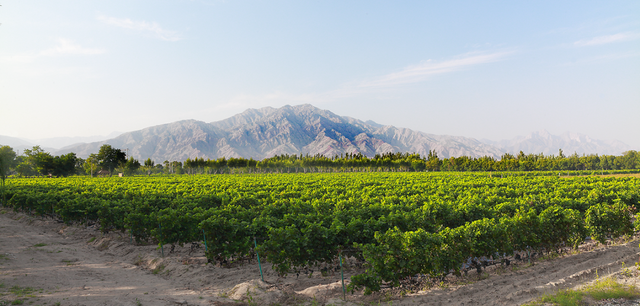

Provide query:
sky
left=1, top=1, right=639, bottom=148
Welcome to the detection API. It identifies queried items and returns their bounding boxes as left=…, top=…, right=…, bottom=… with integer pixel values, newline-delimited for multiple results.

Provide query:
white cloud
left=1, top=39, right=105, bottom=63
left=212, top=51, right=515, bottom=109
left=574, top=32, right=640, bottom=47
left=97, top=15, right=182, bottom=41
left=358, top=51, right=513, bottom=88
left=40, top=38, right=106, bottom=56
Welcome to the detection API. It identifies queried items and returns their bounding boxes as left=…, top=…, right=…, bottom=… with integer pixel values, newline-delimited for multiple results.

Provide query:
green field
left=2, top=172, right=639, bottom=293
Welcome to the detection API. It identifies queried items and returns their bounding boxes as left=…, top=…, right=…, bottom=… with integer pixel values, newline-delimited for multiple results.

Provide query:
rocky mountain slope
left=57, top=104, right=503, bottom=161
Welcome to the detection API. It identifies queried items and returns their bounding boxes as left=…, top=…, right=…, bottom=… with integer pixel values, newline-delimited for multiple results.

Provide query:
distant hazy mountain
left=0, top=133, right=122, bottom=153
left=482, top=130, right=632, bottom=156
left=37, top=132, right=123, bottom=149
left=0, top=135, right=34, bottom=148
left=58, top=104, right=504, bottom=161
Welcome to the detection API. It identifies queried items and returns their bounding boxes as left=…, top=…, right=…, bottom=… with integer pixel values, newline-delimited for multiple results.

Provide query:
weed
left=61, top=259, right=76, bottom=266
left=135, top=298, right=142, bottom=306
left=621, top=262, right=633, bottom=278
left=87, top=237, right=96, bottom=243
left=246, top=288, right=256, bottom=306
left=152, top=264, right=166, bottom=275
left=32, top=243, right=46, bottom=248
left=133, top=254, right=145, bottom=266
left=11, top=300, right=24, bottom=305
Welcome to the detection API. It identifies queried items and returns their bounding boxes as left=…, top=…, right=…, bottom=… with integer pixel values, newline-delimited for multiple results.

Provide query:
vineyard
left=2, top=172, right=639, bottom=294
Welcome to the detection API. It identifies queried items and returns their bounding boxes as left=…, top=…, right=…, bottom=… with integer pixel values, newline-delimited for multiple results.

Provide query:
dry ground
left=1, top=208, right=640, bottom=306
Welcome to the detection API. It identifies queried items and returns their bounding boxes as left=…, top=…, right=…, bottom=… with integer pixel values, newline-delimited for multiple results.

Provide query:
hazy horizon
left=1, top=1, right=638, bottom=148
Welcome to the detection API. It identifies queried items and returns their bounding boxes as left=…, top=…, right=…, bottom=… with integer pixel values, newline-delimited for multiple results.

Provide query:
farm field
left=1, top=172, right=640, bottom=305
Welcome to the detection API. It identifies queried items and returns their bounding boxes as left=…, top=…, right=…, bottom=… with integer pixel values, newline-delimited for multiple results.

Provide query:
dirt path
left=394, top=241, right=640, bottom=306
left=0, top=210, right=217, bottom=306
left=1, top=208, right=639, bottom=306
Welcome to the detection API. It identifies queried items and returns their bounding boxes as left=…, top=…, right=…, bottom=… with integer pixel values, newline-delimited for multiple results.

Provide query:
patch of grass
left=152, top=264, right=166, bottom=275
left=87, top=237, right=96, bottom=243
left=11, top=300, right=24, bottom=305
left=9, top=286, right=36, bottom=297
left=32, top=243, right=46, bottom=248
left=534, top=289, right=584, bottom=306
left=583, top=276, right=640, bottom=300
left=527, top=276, right=640, bottom=306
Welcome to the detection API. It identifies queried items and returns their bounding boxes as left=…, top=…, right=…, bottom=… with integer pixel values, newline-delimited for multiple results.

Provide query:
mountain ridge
left=53, top=104, right=505, bottom=161
left=1, top=105, right=632, bottom=161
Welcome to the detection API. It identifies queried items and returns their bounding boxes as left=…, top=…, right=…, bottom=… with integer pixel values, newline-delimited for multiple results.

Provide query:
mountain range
left=0, top=104, right=633, bottom=161
left=481, top=130, right=631, bottom=157
left=0, top=132, right=122, bottom=154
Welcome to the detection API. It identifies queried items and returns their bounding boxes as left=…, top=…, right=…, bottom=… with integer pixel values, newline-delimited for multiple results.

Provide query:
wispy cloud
left=574, top=32, right=640, bottom=47
left=40, top=38, right=106, bottom=56
left=560, top=51, right=640, bottom=66
left=213, top=51, right=515, bottom=112
left=97, top=15, right=182, bottom=41
left=1, top=38, right=105, bottom=63
left=357, top=51, right=513, bottom=88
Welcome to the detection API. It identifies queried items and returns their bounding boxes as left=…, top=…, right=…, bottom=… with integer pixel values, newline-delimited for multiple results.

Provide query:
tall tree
left=84, top=154, right=99, bottom=177
left=96, top=145, right=126, bottom=174
left=124, top=157, right=141, bottom=175
left=143, top=158, right=154, bottom=176
left=23, top=146, right=46, bottom=177
left=53, top=153, right=78, bottom=177
left=0, top=146, right=17, bottom=205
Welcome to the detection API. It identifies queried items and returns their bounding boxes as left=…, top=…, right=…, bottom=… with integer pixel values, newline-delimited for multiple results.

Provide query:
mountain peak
left=55, top=104, right=503, bottom=161
left=19, top=104, right=626, bottom=161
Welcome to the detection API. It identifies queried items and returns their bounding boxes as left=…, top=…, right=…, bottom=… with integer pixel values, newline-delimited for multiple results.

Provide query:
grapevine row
left=2, top=173, right=638, bottom=293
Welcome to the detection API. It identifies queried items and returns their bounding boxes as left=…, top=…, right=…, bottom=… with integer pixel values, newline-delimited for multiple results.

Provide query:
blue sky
left=1, top=1, right=639, bottom=148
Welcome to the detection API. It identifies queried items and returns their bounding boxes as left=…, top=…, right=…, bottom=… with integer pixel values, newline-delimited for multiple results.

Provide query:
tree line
left=0, top=144, right=639, bottom=179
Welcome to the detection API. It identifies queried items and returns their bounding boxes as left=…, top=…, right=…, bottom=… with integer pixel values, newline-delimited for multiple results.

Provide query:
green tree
left=619, top=151, right=638, bottom=169
left=52, top=153, right=78, bottom=177
left=143, top=158, right=154, bottom=176
left=0, top=146, right=17, bottom=204
left=23, top=146, right=48, bottom=176
left=84, top=154, right=100, bottom=177
left=124, top=157, right=141, bottom=175
left=96, top=145, right=126, bottom=174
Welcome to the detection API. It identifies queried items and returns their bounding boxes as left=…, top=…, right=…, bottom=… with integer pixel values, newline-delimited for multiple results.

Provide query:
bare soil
left=1, top=208, right=640, bottom=306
